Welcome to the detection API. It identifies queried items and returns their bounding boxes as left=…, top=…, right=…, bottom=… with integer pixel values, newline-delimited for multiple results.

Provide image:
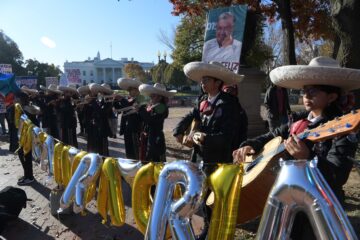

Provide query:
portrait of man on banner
left=202, top=5, right=247, bottom=72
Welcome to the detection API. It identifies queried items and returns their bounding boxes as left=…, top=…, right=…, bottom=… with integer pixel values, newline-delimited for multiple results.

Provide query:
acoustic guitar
left=182, top=119, right=199, bottom=148
left=206, top=110, right=360, bottom=224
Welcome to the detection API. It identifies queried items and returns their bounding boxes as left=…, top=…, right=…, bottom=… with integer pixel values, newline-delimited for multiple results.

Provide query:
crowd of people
left=2, top=56, right=360, bottom=239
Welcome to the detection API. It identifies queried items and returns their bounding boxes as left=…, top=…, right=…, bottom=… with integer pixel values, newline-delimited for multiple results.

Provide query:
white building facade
left=63, top=52, right=154, bottom=87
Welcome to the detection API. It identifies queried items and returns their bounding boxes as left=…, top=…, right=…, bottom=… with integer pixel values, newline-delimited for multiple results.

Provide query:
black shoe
left=18, top=176, right=25, bottom=182
left=17, top=178, right=35, bottom=186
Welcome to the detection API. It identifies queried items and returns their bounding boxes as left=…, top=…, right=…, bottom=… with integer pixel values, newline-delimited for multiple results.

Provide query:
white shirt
left=202, top=38, right=242, bottom=63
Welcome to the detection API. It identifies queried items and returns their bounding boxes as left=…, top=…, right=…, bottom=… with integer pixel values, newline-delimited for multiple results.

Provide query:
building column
left=103, top=68, right=106, bottom=83
left=112, top=68, right=115, bottom=84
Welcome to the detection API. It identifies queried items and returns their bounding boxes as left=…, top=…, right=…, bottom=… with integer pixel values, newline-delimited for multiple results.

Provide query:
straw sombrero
left=89, top=83, right=113, bottom=95
left=139, top=83, right=176, bottom=98
left=41, top=84, right=63, bottom=95
left=101, top=83, right=114, bottom=95
left=20, top=86, right=38, bottom=96
left=77, top=85, right=91, bottom=96
left=184, top=61, right=244, bottom=85
left=58, top=84, right=79, bottom=97
left=117, top=78, right=142, bottom=90
left=270, top=56, right=360, bottom=91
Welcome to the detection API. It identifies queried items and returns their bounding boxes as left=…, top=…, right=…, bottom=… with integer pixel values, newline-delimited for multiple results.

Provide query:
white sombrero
left=89, top=83, right=113, bottom=95
left=139, top=83, right=176, bottom=98
left=184, top=61, right=244, bottom=85
left=77, top=85, right=91, bottom=96
left=23, top=105, right=41, bottom=115
left=117, top=78, right=142, bottom=90
left=101, top=83, right=114, bottom=95
left=20, top=86, right=38, bottom=96
left=58, top=84, right=79, bottom=96
left=270, top=56, right=360, bottom=91
left=41, top=84, right=63, bottom=95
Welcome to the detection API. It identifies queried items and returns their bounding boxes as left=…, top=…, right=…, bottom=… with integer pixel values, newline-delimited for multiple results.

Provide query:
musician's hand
left=233, top=146, right=255, bottom=164
left=284, top=134, right=310, bottom=160
left=175, top=134, right=183, bottom=144
left=192, top=132, right=206, bottom=145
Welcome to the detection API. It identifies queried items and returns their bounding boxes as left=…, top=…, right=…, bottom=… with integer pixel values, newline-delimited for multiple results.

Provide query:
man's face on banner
left=216, top=16, right=234, bottom=46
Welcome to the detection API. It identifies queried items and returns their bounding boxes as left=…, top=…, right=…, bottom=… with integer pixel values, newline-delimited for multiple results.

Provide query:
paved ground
left=0, top=107, right=359, bottom=239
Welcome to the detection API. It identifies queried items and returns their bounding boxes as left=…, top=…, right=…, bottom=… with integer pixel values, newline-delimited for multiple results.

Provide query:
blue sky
left=1, top=0, right=180, bottom=70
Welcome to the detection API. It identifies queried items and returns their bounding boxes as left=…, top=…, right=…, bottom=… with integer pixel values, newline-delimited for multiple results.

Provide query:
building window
left=90, top=70, right=93, bottom=76
left=83, top=71, right=86, bottom=76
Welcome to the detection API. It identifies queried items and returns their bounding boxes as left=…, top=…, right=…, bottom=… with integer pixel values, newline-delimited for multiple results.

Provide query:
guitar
left=182, top=119, right=199, bottom=148
left=206, top=109, right=360, bottom=224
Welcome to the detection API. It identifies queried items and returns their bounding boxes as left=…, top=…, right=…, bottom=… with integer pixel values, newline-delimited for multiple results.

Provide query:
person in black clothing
left=173, top=61, right=244, bottom=174
left=5, top=93, right=18, bottom=152
left=84, top=83, right=113, bottom=156
left=137, top=83, right=174, bottom=162
left=233, top=56, right=360, bottom=239
left=264, top=84, right=291, bottom=132
left=16, top=90, right=41, bottom=186
left=58, top=85, right=79, bottom=147
left=76, top=85, right=91, bottom=137
left=114, top=78, right=144, bottom=159
left=39, top=84, right=62, bottom=139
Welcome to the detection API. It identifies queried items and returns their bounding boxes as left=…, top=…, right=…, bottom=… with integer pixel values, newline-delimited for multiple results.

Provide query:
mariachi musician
left=17, top=87, right=41, bottom=185
left=137, top=83, right=175, bottom=162
left=84, top=83, right=113, bottom=155
left=57, top=84, right=79, bottom=147
left=114, top=78, right=144, bottom=160
left=173, top=62, right=243, bottom=174
left=76, top=85, right=91, bottom=137
left=38, top=84, right=62, bottom=139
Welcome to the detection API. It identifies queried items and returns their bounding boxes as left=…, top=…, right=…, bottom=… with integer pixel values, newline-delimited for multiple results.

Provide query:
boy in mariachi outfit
left=233, top=56, right=360, bottom=239
left=114, top=78, right=144, bottom=160
left=137, top=83, right=175, bottom=162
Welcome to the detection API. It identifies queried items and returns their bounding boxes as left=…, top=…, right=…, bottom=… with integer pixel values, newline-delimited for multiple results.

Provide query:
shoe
left=18, top=176, right=25, bottom=182
left=17, top=178, right=35, bottom=186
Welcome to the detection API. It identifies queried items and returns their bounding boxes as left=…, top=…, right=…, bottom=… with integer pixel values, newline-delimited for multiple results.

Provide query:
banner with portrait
left=202, top=5, right=247, bottom=73
left=16, top=76, right=38, bottom=89
left=65, top=69, right=81, bottom=84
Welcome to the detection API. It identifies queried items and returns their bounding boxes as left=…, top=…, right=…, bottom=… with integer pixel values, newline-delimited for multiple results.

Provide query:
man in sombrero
left=173, top=61, right=244, bottom=173
left=38, top=84, right=63, bottom=139
left=233, top=56, right=360, bottom=238
left=115, top=78, right=144, bottom=159
left=57, top=84, right=79, bottom=147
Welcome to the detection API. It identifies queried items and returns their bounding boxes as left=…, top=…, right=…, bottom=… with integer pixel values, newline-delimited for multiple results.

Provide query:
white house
left=63, top=52, right=154, bottom=86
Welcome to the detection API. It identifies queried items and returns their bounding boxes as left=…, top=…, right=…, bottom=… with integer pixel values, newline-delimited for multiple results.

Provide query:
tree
left=163, top=64, right=187, bottom=88
left=123, top=63, right=147, bottom=82
left=171, top=15, right=205, bottom=69
left=0, top=30, right=26, bottom=75
left=150, top=61, right=169, bottom=84
left=24, top=59, right=62, bottom=87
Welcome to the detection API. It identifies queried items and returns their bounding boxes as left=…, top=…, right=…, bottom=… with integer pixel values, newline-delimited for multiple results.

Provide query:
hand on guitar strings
left=284, top=134, right=310, bottom=160
left=192, top=132, right=206, bottom=145
left=233, top=146, right=255, bottom=164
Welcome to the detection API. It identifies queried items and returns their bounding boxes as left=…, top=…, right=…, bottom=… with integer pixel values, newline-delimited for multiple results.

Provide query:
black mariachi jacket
left=114, top=97, right=143, bottom=136
left=173, top=92, right=238, bottom=164
left=138, top=102, right=168, bottom=162
left=240, top=111, right=358, bottom=169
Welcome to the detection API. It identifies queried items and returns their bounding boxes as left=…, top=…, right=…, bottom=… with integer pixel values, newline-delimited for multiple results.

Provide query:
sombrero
left=20, top=86, right=38, bottom=96
left=101, top=83, right=114, bottom=95
left=77, top=85, right=91, bottom=96
left=270, top=56, right=360, bottom=91
left=184, top=61, right=244, bottom=85
left=58, top=84, right=79, bottom=97
left=23, top=104, right=41, bottom=115
left=139, top=83, right=176, bottom=98
left=117, top=78, right=142, bottom=90
left=89, top=83, right=113, bottom=95
left=41, top=84, right=63, bottom=95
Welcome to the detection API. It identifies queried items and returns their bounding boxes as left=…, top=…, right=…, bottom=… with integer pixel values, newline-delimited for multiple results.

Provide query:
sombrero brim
left=117, top=78, right=142, bottom=90
left=184, top=62, right=244, bottom=85
left=24, top=105, right=41, bottom=115
left=58, top=86, right=79, bottom=96
left=270, top=66, right=360, bottom=91
left=77, top=86, right=90, bottom=96
left=139, top=84, right=176, bottom=98
left=89, top=83, right=113, bottom=95
left=21, top=88, right=38, bottom=95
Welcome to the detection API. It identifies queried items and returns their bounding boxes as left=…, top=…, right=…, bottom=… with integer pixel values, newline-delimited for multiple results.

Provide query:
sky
left=1, top=0, right=180, bottom=70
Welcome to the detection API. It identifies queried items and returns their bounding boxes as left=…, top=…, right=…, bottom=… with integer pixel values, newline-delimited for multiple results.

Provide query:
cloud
left=40, top=36, right=56, bottom=48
